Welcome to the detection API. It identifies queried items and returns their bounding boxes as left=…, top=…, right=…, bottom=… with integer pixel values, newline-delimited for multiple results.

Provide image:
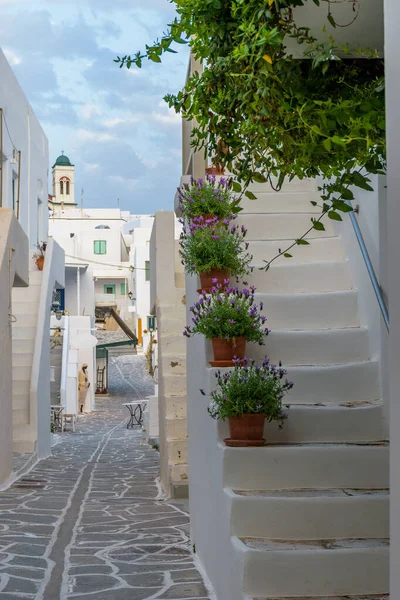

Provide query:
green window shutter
left=104, top=284, right=115, bottom=295
left=94, top=240, right=107, bottom=254
left=145, top=260, right=150, bottom=281
left=121, top=283, right=126, bottom=296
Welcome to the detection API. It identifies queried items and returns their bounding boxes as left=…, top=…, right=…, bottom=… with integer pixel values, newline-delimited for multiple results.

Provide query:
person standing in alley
left=78, top=363, right=90, bottom=413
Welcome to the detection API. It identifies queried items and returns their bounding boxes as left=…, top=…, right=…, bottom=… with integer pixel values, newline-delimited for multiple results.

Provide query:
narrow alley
left=0, top=356, right=211, bottom=600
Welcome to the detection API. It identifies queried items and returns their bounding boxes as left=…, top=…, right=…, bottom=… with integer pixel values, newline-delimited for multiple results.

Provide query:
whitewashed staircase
left=11, top=269, right=42, bottom=452
left=202, top=177, right=389, bottom=599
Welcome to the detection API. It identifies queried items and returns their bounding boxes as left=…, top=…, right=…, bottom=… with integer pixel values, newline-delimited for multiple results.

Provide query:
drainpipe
left=77, top=266, right=81, bottom=316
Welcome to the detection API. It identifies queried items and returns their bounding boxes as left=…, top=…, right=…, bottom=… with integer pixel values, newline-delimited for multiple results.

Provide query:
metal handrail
left=347, top=201, right=389, bottom=331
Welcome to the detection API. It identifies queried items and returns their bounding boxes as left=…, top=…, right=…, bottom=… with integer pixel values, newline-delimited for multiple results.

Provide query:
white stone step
left=249, top=327, right=370, bottom=365
left=12, top=300, right=40, bottom=315
left=249, top=237, right=345, bottom=265
left=28, top=271, right=43, bottom=285
left=208, top=360, right=380, bottom=405
left=247, top=177, right=318, bottom=193
left=12, top=351, right=34, bottom=368
left=286, top=361, right=380, bottom=404
left=261, top=404, right=385, bottom=444
left=12, top=366, right=31, bottom=382
left=237, top=213, right=336, bottom=241
left=12, top=313, right=38, bottom=327
left=239, top=537, right=388, bottom=598
left=12, top=425, right=36, bottom=453
left=228, top=489, right=389, bottom=540
left=246, top=260, right=352, bottom=293
left=239, top=191, right=323, bottom=214
left=12, top=380, right=30, bottom=395
left=13, top=392, right=29, bottom=411
left=223, top=444, right=388, bottom=490
left=12, top=408, right=29, bottom=426
left=256, top=290, right=359, bottom=330
left=11, top=326, right=37, bottom=341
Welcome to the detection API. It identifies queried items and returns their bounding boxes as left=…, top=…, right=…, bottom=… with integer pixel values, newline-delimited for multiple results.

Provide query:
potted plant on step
left=33, top=241, right=47, bottom=271
left=184, top=284, right=269, bottom=366
left=205, top=357, right=293, bottom=446
left=179, top=221, right=252, bottom=292
left=178, top=173, right=241, bottom=222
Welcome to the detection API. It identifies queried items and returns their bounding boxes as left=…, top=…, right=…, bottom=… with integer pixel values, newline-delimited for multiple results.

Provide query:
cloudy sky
left=0, top=0, right=188, bottom=213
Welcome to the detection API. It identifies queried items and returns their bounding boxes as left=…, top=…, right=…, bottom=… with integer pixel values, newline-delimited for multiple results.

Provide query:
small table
left=51, top=405, right=64, bottom=431
left=123, top=401, right=147, bottom=429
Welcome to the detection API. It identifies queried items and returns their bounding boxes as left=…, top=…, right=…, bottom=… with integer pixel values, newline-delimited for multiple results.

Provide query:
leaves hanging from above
left=115, top=0, right=385, bottom=228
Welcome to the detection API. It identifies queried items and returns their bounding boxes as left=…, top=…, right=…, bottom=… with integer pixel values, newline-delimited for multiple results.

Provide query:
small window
left=104, top=284, right=115, bottom=295
left=147, top=316, right=156, bottom=331
left=121, top=283, right=126, bottom=296
left=66, top=181, right=70, bottom=195
left=94, top=240, right=107, bottom=255
left=145, top=260, right=150, bottom=281
left=60, top=180, right=64, bottom=194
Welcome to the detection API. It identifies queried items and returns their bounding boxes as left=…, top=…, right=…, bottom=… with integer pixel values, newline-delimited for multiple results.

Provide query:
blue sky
left=0, top=0, right=188, bottom=212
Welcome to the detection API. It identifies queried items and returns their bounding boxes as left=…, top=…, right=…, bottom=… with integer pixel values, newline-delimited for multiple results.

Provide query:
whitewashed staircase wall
left=185, top=177, right=388, bottom=600
left=12, top=239, right=65, bottom=456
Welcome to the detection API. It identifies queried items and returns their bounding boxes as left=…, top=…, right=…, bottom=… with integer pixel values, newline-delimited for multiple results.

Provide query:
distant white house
left=49, top=156, right=156, bottom=345
left=124, top=216, right=155, bottom=345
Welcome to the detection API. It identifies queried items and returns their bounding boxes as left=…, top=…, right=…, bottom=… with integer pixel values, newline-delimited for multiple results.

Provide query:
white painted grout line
left=60, top=420, right=124, bottom=600
left=36, top=419, right=124, bottom=600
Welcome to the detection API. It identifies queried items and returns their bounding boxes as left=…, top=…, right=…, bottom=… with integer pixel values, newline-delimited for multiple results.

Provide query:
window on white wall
left=60, top=180, right=64, bottom=194
left=66, top=180, right=70, bottom=195
left=145, top=260, right=150, bottom=281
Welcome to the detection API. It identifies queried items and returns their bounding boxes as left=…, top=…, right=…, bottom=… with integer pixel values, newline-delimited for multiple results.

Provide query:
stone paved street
left=0, top=356, right=211, bottom=599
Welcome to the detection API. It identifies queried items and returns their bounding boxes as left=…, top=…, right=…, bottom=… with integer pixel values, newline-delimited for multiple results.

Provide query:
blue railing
left=347, top=202, right=389, bottom=331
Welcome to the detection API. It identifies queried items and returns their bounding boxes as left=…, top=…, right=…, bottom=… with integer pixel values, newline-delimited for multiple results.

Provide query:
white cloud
left=79, top=104, right=102, bottom=119
left=76, top=129, right=115, bottom=142
left=3, top=47, right=22, bottom=66
left=84, top=162, right=100, bottom=172
left=152, top=105, right=181, bottom=126
left=108, top=175, right=138, bottom=191
left=103, top=116, right=138, bottom=128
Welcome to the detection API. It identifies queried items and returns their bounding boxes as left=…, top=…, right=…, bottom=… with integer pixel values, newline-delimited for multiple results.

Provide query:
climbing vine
left=116, top=0, right=385, bottom=266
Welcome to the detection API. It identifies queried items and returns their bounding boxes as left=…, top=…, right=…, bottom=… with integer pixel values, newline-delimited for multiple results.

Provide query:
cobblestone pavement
left=0, top=356, right=211, bottom=599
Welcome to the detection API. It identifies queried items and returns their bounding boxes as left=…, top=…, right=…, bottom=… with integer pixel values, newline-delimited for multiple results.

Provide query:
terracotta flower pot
left=211, top=337, right=246, bottom=366
left=226, top=414, right=266, bottom=447
left=205, top=165, right=225, bottom=175
left=35, top=256, right=45, bottom=271
left=199, top=269, right=230, bottom=293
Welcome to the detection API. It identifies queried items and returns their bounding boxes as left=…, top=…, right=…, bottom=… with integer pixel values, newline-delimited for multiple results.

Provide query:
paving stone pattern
left=0, top=356, right=211, bottom=599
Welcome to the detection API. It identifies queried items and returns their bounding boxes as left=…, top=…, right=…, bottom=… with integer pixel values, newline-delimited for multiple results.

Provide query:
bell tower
left=51, top=151, right=76, bottom=211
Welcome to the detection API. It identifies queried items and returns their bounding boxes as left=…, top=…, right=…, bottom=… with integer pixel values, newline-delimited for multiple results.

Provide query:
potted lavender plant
left=184, top=284, right=269, bottom=365
left=179, top=221, right=252, bottom=292
left=178, top=173, right=241, bottom=222
left=205, top=357, right=293, bottom=446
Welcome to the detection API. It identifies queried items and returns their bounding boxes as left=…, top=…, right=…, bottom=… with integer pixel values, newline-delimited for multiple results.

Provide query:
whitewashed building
left=0, top=49, right=65, bottom=485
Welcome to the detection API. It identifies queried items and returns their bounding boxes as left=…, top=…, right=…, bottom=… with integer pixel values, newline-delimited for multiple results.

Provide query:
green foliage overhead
left=116, top=0, right=386, bottom=262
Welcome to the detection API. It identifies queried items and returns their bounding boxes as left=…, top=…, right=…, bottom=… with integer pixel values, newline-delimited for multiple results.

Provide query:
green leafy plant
left=204, top=356, right=292, bottom=423
left=116, top=0, right=385, bottom=265
left=179, top=220, right=252, bottom=277
left=145, top=331, right=157, bottom=377
left=178, top=173, right=242, bottom=221
left=184, top=283, right=269, bottom=343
